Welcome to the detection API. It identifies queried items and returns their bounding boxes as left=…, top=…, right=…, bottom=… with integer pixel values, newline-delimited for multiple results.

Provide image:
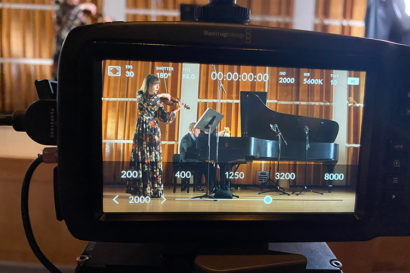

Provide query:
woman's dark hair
left=139, top=74, right=160, bottom=96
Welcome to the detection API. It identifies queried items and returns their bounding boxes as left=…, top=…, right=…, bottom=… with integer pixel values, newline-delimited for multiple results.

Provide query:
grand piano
left=197, top=92, right=339, bottom=190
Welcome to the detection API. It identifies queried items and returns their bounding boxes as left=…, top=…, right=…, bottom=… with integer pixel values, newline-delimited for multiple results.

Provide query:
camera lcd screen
left=101, top=59, right=366, bottom=214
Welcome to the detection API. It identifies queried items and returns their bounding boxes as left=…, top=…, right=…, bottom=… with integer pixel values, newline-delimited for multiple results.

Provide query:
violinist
left=52, top=0, right=111, bottom=80
left=127, top=74, right=183, bottom=198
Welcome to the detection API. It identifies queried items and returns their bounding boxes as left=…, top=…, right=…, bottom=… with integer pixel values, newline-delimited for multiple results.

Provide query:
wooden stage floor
left=103, top=186, right=356, bottom=213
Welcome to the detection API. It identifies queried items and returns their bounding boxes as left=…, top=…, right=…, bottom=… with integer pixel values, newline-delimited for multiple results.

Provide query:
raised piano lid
left=240, top=92, right=339, bottom=143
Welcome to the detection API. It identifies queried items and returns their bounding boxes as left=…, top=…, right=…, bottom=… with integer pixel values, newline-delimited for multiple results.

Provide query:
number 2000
left=129, top=196, right=151, bottom=204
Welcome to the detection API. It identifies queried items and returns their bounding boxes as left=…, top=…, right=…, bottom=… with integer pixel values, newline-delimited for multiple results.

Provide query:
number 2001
left=121, top=170, right=138, bottom=179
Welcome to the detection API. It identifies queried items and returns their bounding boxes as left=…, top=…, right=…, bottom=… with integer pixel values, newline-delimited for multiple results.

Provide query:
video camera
left=49, top=19, right=410, bottom=246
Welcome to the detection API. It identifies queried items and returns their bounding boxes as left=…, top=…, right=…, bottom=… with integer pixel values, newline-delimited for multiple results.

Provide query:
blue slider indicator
left=264, top=195, right=273, bottom=205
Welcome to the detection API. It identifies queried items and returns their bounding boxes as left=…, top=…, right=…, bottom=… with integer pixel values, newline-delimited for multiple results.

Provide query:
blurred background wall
left=1, top=1, right=410, bottom=273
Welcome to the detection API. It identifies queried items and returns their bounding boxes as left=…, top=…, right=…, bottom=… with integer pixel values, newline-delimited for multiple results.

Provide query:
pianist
left=179, top=122, right=211, bottom=191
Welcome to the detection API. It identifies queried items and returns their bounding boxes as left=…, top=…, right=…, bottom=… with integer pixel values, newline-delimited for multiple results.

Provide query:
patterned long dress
left=126, top=92, right=176, bottom=197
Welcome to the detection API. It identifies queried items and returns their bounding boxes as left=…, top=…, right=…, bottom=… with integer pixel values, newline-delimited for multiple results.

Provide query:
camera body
left=56, top=22, right=410, bottom=243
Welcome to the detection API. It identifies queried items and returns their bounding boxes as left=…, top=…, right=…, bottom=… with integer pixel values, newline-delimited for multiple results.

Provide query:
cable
left=21, top=154, right=62, bottom=273
left=0, top=114, right=13, bottom=126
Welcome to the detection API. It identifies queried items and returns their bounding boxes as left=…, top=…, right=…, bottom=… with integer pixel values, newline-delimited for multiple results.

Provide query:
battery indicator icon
left=347, top=77, right=360, bottom=85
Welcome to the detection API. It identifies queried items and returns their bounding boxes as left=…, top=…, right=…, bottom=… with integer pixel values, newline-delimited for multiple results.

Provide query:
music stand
left=192, top=108, right=223, bottom=199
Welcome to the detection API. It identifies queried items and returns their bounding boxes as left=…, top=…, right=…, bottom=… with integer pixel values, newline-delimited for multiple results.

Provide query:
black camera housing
left=57, top=22, right=410, bottom=243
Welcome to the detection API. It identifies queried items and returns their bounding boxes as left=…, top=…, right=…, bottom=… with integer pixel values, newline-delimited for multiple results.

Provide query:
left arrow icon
left=113, top=195, right=119, bottom=205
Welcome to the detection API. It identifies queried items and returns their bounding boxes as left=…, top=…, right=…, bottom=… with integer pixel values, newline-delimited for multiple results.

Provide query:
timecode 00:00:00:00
left=211, top=71, right=269, bottom=82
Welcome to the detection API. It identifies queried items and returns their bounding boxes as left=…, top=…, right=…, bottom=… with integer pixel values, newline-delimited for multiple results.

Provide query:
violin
left=158, top=78, right=190, bottom=110
left=160, top=96, right=191, bottom=110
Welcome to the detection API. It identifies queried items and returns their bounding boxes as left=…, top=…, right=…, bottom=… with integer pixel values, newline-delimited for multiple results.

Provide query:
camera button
left=385, top=174, right=404, bottom=186
left=386, top=157, right=406, bottom=173
left=393, top=159, right=401, bottom=168
left=386, top=139, right=407, bottom=157
left=391, top=143, right=406, bottom=154
left=383, top=191, right=403, bottom=204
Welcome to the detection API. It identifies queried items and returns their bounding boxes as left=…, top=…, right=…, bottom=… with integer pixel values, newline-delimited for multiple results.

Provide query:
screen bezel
left=57, top=23, right=382, bottom=242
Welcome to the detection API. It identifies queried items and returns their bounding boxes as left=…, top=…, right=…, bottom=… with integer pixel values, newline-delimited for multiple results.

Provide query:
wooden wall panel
left=1, top=9, right=54, bottom=58
left=238, top=0, right=294, bottom=28
left=0, top=6, right=2, bottom=111
left=1, top=63, right=52, bottom=112
left=3, top=0, right=51, bottom=4
left=126, top=0, right=208, bottom=22
left=346, top=146, right=360, bottom=185
left=197, top=101, right=242, bottom=138
left=128, top=0, right=209, bottom=9
left=347, top=71, right=365, bottom=167
left=127, top=0, right=154, bottom=9
left=1, top=5, right=54, bottom=113
left=0, top=158, right=86, bottom=265
left=348, top=106, right=363, bottom=144
left=348, top=71, right=366, bottom=105
left=315, top=0, right=366, bottom=37
left=126, top=14, right=154, bottom=21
